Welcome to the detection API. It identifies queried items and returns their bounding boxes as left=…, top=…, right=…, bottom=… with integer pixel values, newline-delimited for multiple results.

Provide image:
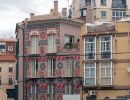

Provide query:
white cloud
left=0, top=0, right=72, bottom=38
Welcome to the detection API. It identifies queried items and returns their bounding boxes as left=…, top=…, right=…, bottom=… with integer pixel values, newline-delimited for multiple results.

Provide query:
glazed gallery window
left=48, top=59, right=56, bottom=77
left=66, top=58, right=73, bottom=77
left=100, top=62, right=112, bottom=85
left=48, top=35, right=56, bottom=53
left=84, top=63, right=96, bottom=85
left=31, top=36, right=39, bottom=54
left=30, top=60, right=38, bottom=77
left=84, top=37, right=96, bottom=60
left=100, top=36, right=111, bottom=59
left=112, top=10, right=126, bottom=21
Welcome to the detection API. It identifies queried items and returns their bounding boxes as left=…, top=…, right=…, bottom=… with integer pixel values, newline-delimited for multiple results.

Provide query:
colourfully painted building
left=0, top=38, right=16, bottom=100
left=80, top=19, right=130, bottom=100
left=71, top=0, right=130, bottom=22
left=16, top=1, right=83, bottom=100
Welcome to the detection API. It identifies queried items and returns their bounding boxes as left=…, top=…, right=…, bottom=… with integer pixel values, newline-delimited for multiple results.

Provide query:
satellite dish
left=127, top=67, right=130, bottom=72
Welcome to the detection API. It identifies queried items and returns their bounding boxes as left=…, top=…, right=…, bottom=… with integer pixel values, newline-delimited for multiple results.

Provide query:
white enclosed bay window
left=84, top=37, right=96, bottom=60
left=84, top=63, right=96, bottom=85
left=100, top=62, right=112, bottom=85
left=100, top=36, right=112, bottom=59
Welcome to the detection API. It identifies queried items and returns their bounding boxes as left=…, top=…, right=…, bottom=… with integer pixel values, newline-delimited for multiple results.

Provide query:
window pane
left=101, top=67, right=105, bottom=76
left=90, top=68, right=95, bottom=77
left=85, top=68, right=89, bottom=77
left=106, top=67, right=111, bottom=76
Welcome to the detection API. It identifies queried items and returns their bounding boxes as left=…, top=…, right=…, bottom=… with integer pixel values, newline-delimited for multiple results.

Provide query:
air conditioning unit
left=127, top=67, right=130, bottom=73
left=88, top=90, right=96, bottom=96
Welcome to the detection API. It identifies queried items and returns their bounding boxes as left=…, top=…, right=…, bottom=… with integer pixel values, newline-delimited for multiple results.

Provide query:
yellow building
left=80, top=20, right=130, bottom=100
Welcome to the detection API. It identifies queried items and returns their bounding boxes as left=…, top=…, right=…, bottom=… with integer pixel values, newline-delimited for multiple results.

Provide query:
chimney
left=86, top=6, right=94, bottom=23
left=54, top=0, right=58, bottom=15
left=62, top=8, right=67, bottom=17
left=50, top=9, right=54, bottom=15
left=30, top=13, right=35, bottom=19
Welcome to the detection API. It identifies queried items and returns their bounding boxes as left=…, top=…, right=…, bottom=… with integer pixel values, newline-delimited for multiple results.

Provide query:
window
left=84, top=63, right=96, bottom=85
left=100, top=36, right=112, bottom=59
left=0, top=43, right=6, bottom=53
left=0, top=67, right=1, bottom=72
left=112, top=10, right=126, bottom=21
left=9, top=67, right=13, bottom=73
left=64, top=35, right=74, bottom=44
left=8, top=76, right=13, bottom=85
left=81, top=10, right=86, bottom=17
left=101, top=11, right=107, bottom=19
left=85, top=0, right=91, bottom=6
left=31, top=36, right=39, bottom=54
left=48, top=59, right=56, bottom=77
left=65, top=83, right=72, bottom=94
left=100, top=62, right=112, bottom=85
left=8, top=46, right=14, bottom=51
left=48, top=35, right=56, bottom=53
left=30, top=59, right=38, bottom=77
left=84, top=37, right=96, bottom=60
left=112, top=0, right=126, bottom=8
left=32, top=84, right=38, bottom=100
left=66, top=58, right=73, bottom=77
left=101, top=0, right=106, bottom=5
left=0, top=76, right=1, bottom=85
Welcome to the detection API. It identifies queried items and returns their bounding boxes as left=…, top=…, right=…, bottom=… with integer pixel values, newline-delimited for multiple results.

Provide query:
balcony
left=64, top=42, right=78, bottom=50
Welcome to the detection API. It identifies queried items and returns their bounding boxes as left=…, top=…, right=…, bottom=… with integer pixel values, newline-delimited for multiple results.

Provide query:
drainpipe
left=17, top=23, right=25, bottom=100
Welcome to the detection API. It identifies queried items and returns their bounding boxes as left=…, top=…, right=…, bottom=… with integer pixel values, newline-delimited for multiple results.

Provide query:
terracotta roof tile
left=30, top=14, right=61, bottom=21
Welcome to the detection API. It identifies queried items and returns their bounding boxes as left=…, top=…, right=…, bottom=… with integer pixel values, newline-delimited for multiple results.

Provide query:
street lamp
left=16, top=23, right=26, bottom=100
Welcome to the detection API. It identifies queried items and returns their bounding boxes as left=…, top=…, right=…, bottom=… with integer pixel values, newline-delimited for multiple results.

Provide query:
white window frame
left=84, top=63, right=96, bottom=85
left=112, top=10, right=126, bottom=21
left=101, top=11, right=107, bottom=19
left=30, top=60, right=38, bottom=77
left=48, top=34, right=56, bottom=53
left=48, top=59, right=56, bottom=77
left=84, top=37, right=96, bottom=60
left=66, top=58, right=73, bottom=77
left=31, top=36, right=39, bottom=54
left=100, top=35, right=112, bottom=59
left=8, top=46, right=14, bottom=51
left=32, top=84, right=37, bottom=100
left=100, top=62, right=113, bottom=85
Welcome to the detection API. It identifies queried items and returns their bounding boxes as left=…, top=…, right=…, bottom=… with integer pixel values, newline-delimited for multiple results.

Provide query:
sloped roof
left=29, top=14, right=61, bottom=21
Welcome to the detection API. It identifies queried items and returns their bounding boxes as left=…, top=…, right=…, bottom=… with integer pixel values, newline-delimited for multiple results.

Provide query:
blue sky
left=0, top=0, right=72, bottom=38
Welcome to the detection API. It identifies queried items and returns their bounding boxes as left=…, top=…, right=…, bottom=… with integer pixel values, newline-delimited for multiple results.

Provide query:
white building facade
left=71, top=0, right=130, bottom=22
